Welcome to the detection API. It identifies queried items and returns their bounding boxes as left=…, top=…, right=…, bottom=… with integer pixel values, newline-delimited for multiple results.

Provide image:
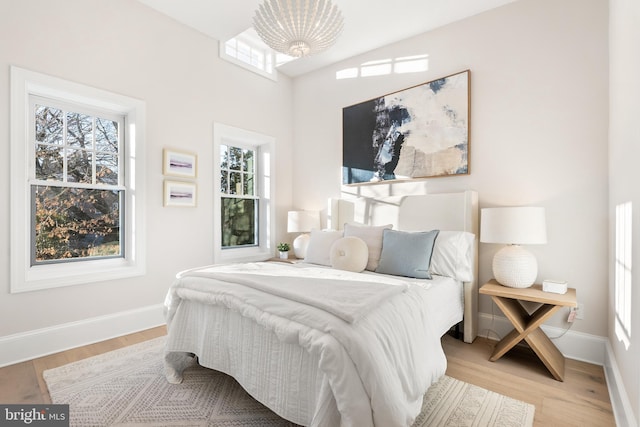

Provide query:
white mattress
left=164, top=264, right=463, bottom=426
left=390, top=273, right=464, bottom=337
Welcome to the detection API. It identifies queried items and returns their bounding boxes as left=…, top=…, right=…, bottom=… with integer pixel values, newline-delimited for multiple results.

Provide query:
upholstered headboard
left=329, top=190, right=479, bottom=343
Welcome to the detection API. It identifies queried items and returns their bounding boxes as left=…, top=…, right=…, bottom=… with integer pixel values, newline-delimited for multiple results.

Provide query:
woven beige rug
left=44, top=336, right=534, bottom=427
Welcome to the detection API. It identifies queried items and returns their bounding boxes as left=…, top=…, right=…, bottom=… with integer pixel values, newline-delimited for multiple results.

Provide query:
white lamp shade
left=287, top=211, right=320, bottom=233
left=480, top=207, right=547, bottom=245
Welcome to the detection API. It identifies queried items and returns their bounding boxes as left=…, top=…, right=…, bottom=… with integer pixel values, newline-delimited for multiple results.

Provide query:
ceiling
left=136, top=0, right=519, bottom=77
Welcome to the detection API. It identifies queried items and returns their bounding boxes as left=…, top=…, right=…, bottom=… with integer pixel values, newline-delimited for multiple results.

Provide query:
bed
left=164, top=190, right=478, bottom=427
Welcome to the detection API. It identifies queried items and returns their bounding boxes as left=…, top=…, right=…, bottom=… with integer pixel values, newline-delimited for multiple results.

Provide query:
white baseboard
left=604, top=340, right=638, bottom=427
left=478, top=312, right=635, bottom=427
left=0, top=304, right=165, bottom=368
left=478, top=312, right=607, bottom=364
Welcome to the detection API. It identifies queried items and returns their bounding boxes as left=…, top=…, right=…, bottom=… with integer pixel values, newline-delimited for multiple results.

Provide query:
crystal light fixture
left=253, top=0, right=344, bottom=58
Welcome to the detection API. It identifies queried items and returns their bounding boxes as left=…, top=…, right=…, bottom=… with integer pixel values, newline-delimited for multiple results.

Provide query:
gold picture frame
left=342, top=70, right=470, bottom=184
left=163, top=148, right=197, bottom=178
left=163, top=180, right=197, bottom=207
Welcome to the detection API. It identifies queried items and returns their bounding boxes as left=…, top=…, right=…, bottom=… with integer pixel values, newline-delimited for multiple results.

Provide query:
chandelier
left=253, top=0, right=344, bottom=58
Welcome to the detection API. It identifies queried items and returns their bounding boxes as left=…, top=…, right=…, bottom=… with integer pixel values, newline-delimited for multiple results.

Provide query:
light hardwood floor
left=0, top=326, right=167, bottom=405
left=0, top=327, right=615, bottom=426
left=442, top=334, right=616, bottom=426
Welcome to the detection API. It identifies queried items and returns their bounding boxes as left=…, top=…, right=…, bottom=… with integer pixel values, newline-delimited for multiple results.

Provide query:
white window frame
left=10, top=66, right=146, bottom=293
left=213, top=123, right=275, bottom=263
left=218, top=28, right=296, bottom=82
left=219, top=38, right=278, bottom=81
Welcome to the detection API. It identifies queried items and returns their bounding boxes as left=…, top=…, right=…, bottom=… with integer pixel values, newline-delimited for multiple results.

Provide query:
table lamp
left=287, top=210, right=320, bottom=258
left=480, top=207, right=547, bottom=288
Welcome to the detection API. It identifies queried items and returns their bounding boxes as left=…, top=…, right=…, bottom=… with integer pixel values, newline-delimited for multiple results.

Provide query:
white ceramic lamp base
left=293, top=233, right=311, bottom=259
left=492, top=245, right=538, bottom=288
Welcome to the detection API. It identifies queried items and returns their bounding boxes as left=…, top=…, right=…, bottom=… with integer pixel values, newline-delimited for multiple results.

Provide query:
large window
left=213, top=123, right=275, bottom=262
left=32, top=99, right=124, bottom=264
left=10, top=66, right=146, bottom=293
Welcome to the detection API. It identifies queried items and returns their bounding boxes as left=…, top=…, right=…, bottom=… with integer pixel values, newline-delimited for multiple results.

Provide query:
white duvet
left=164, top=262, right=447, bottom=427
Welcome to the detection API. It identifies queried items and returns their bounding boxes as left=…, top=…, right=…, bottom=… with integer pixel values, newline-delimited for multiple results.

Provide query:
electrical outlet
left=575, top=303, right=584, bottom=320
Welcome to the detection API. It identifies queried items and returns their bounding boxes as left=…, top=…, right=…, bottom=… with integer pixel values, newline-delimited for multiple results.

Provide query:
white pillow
left=304, top=229, right=344, bottom=266
left=343, top=222, right=392, bottom=271
left=330, top=237, right=369, bottom=272
left=429, top=231, right=475, bottom=281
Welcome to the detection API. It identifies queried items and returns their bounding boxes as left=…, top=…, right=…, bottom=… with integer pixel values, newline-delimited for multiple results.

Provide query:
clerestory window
left=219, top=28, right=295, bottom=81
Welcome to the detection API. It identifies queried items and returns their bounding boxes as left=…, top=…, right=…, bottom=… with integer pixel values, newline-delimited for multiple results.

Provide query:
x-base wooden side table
left=480, top=280, right=577, bottom=381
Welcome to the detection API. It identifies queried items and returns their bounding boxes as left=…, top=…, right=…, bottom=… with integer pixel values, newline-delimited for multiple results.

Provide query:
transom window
left=32, top=99, right=124, bottom=264
left=219, top=28, right=295, bottom=81
left=219, top=144, right=258, bottom=248
left=224, top=38, right=274, bottom=75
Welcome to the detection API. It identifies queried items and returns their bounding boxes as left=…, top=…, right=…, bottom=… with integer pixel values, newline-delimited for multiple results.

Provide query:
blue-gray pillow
left=375, top=229, right=440, bottom=279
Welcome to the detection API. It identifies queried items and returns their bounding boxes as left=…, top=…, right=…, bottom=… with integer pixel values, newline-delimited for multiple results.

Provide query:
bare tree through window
left=32, top=103, right=123, bottom=263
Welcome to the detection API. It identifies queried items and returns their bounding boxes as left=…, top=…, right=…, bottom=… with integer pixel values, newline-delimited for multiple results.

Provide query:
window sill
left=217, top=247, right=273, bottom=264
left=12, top=258, right=146, bottom=293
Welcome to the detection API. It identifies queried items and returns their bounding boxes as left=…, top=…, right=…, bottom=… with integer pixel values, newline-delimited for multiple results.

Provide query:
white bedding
left=174, top=262, right=409, bottom=323
left=164, top=262, right=460, bottom=427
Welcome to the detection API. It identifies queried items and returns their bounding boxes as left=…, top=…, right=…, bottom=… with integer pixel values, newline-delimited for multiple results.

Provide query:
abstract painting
left=342, top=70, right=469, bottom=184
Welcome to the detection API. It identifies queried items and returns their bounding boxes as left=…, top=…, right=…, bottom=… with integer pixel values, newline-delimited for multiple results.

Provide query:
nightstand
left=479, top=279, right=577, bottom=381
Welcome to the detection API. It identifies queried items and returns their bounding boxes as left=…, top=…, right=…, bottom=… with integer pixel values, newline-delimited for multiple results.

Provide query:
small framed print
left=163, top=148, right=197, bottom=178
left=164, top=180, right=197, bottom=207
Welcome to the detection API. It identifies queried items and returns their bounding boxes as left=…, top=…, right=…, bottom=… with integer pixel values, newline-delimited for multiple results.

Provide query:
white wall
left=292, top=0, right=609, bottom=335
left=0, top=0, right=619, bottom=389
left=0, top=0, right=293, bottom=338
left=609, top=0, right=640, bottom=423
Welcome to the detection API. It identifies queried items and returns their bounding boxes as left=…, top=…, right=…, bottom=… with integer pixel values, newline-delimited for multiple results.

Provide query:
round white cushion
left=329, top=236, right=369, bottom=272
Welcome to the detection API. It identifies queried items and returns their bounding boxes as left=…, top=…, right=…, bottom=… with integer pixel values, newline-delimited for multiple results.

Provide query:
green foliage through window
left=221, top=198, right=257, bottom=247
left=220, top=144, right=258, bottom=248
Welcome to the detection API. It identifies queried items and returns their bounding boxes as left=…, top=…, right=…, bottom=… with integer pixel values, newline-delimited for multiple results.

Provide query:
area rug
left=44, top=337, right=535, bottom=427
